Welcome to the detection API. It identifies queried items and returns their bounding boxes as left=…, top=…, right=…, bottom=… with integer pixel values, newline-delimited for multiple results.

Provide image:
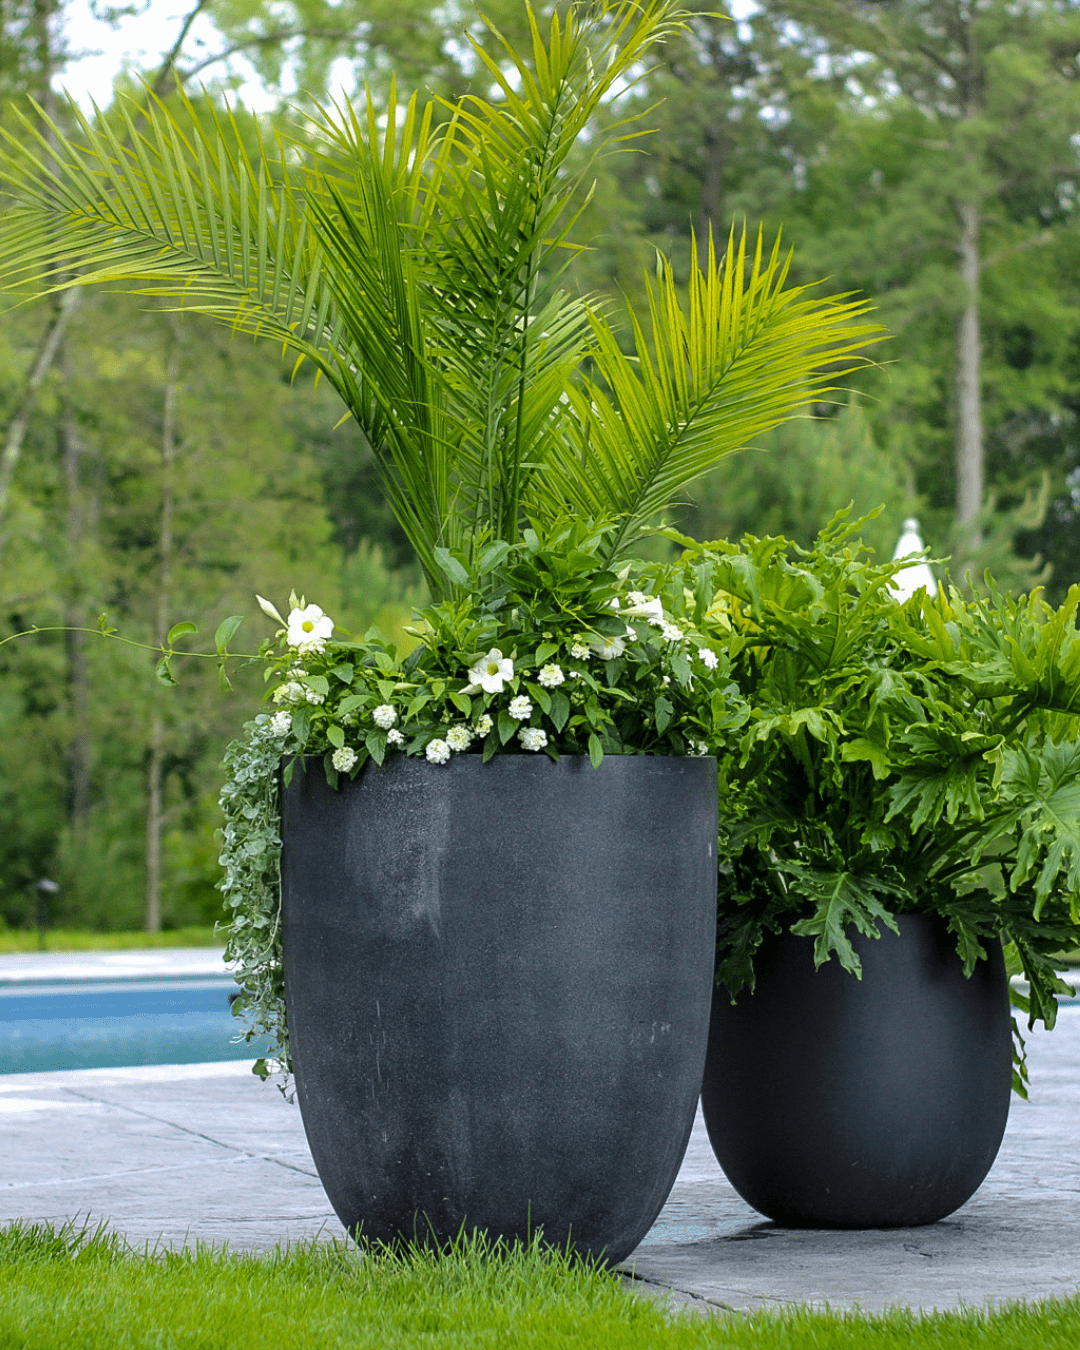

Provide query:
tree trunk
left=145, top=341, right=180, bottom=933
left=60, top=339, right=91, bottom=827
left=955, top=198, right=984, bottom=545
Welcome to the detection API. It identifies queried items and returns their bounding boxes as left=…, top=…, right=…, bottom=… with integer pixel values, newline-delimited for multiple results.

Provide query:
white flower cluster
left=697, top=647, right=719, bottom=670
left=509, top=695, right=533, bottom=721
left=272, top=681, right=324, bottom=707
left=426, top=738, right=451, bottom=764
left=332, top=746, right=358, bottom=772
left=446, top=725, right=472, bottom=751
left=372, top=704, right=397, bottom=728
left=537, top=663, right=564, bottom=688
left=519, top=726, right=548, bottom=752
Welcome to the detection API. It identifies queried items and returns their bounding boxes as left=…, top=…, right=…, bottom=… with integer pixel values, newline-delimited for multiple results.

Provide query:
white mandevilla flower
left=372, top=704, right=397, bottom=729
left=286, top=603, right=334, bottom=652
left=508, top=695, right=533, bottom=721
left=519, top=726, right=548, bottom=752
left=332, top=746, right=358, bottom=772
left=386, top=728, right=405, bottom=746
left=659, top=620, right=684, bottom=644
left=569, top=639, right=591, bottom=660
left=464, top=648, right=514, bottom=694
left=697, top=647, right=720, bottom=670
left=537, top=663, right=565, bottom=688
left=589, top=634, right=626, bottom=660
left=268, top=711, right=292, bottom=737
left=446, top=725, right=472, bottom=752
left=475, top=713, right=494, bottom=736
left=426, top=738, right=451, bottom=764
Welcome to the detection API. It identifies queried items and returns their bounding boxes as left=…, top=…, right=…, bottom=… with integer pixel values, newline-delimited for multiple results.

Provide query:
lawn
left=0, top=926, right=220, bottom=953
left=0, top=1221, right=1077, bottom=1350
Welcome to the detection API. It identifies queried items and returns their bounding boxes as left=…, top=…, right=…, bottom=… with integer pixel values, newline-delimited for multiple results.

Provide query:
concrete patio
left=0, top=951, right=1076, bottom=1314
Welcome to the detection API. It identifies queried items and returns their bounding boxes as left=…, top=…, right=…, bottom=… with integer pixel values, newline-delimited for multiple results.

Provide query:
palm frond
left=530, top=227, right=885, bottom=561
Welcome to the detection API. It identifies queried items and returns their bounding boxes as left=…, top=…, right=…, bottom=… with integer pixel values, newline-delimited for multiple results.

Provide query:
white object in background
left=890, top=517, right=939, bottom=601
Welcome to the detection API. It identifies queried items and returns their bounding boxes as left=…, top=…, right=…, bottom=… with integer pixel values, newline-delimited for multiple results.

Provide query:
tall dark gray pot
left=701, top=914, right=1012, bottom=1228
left=280, top=753, right=717, bottom=1263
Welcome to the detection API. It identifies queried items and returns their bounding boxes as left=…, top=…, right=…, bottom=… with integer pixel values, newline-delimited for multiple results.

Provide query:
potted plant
left=0, top=2, right=880, bottom=1258
left=675, top=513, right=1080, bottom=1229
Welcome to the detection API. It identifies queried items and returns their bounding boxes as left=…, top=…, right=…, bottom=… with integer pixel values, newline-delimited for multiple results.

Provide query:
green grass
left=0, top=1221, right=1078, bottom=1349
left=0, top=926, right=220, bottom=953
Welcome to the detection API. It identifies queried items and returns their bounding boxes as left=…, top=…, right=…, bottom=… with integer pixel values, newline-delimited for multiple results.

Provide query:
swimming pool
left=0, top=951, right=269, bottom=1074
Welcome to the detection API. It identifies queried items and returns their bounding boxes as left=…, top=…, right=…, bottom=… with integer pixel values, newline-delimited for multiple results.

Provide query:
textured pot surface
left=701, top=914, right=1012, bottom=1228
left=280, top=753, right=717, bottom=1263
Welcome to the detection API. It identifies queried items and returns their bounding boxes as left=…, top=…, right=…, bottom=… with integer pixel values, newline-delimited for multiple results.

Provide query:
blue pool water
left=0, top=977, right=270, bottom=1074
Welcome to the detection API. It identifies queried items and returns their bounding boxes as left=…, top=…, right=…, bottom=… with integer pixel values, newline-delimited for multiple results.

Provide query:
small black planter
left=701, top=914, right=1012, bottom=1228
left=280, top=753, right=717, bottom=1263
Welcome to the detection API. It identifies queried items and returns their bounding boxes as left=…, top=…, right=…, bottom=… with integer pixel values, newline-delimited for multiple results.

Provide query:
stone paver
left=623, top=1006, right=1080, bottom=1313
left=0, top=985, right=1076, bottom=1311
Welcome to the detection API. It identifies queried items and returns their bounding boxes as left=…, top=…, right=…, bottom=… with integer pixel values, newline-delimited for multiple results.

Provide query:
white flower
left=609, top=596, right=621, bottom=609
left=426, top=738, right=451, bottom=764
left=386, top=728, right=405, bottom=746
left=697, top=647, right=720, bottom=670
left=569, top=639, right=591, bottom=660
left=372, top=704, right=397, bottom=729
left=475, top=714, right=494, bottom=736
left=689, top=740, right=709, bottom=756
left=446, top=724, right=472, bottom=751
left=662, top=675, right=671, bottom=687
left=509, top=695, right=533, bottom=721
left=537, top=663, right=565, bottom=688
left=256, top=594, right=287, bottom=626
left=303, top=687, right=325, bottom=705
left=589, top=634, right=626, bottom=660
left=659, top=620, right=684, bottom=644
left=286, top=603, right=334, bottom=652
left=272, top=680, right=304, bottom=705
left=268, top=711, right=292, bottom=737
left=464, top=648, right=514, bottom=694
left=519, top=726, right=548, bottom=752
left=332, top=746, right=358, bottom=772
left=624, top=592, right=665, bottom=625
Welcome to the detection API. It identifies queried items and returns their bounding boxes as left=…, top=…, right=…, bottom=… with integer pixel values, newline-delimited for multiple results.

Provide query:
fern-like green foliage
left=0, top=0, right=881, bottom=597
left=673, top=513, right=1080, bottom=1063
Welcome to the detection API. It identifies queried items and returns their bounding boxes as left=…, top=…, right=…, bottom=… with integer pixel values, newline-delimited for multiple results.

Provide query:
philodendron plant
left=674, top=514, right=1080, bottom=1093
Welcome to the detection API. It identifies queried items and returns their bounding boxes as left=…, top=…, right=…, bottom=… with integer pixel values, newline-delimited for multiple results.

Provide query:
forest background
left=1, top=0, right=1079, bottom=935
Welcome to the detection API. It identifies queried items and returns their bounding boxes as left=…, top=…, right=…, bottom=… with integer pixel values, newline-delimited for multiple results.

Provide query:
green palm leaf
left=535, top=227, right=882, bottom=561
left=0, top=0, right=883, bottom=592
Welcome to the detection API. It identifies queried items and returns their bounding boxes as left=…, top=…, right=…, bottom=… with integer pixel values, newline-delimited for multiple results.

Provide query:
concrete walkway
left=0, top=982, right=1076, bottom=1312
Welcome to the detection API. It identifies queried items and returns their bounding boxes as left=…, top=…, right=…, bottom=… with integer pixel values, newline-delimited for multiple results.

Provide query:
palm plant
left=0, top=0, right=880, bottom=597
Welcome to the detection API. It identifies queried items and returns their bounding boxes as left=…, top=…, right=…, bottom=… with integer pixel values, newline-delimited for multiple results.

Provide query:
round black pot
left=280, top=752, right=717, bottom=1263
left=701, top=914, right=1012, bottom=1228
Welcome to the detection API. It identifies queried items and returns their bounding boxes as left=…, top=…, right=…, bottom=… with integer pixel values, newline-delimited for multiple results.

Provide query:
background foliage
left=1, top=0, right=1078, bottom=933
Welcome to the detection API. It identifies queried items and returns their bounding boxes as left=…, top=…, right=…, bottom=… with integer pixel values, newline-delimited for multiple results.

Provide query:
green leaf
left=588, top=732, right=604, bottom=769
left=450, top=691, right=473, bottom=716
left=214, top=615, right=245, bottom=650
left=654, top=695, right=673, bottom=735
left=155, top=656, right=177, bottom=687
left=550, top=691, right=570, bottom=732
left=304, top=675, right=330, bottom=697
left=498, top=710, right=517, bottom=745
left=330, top=663, right=354, bottom=685
left=433, top=547, right=469, bottom=587
left=326, top=725, right=345, bottom=748
left=166, top=621, right=197, bottom=644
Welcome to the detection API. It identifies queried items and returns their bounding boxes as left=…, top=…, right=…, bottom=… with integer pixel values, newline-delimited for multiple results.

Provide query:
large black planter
left=280, top=753, right=717, bottom=1263
left=701, top=914, right=1012, bottom=1228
